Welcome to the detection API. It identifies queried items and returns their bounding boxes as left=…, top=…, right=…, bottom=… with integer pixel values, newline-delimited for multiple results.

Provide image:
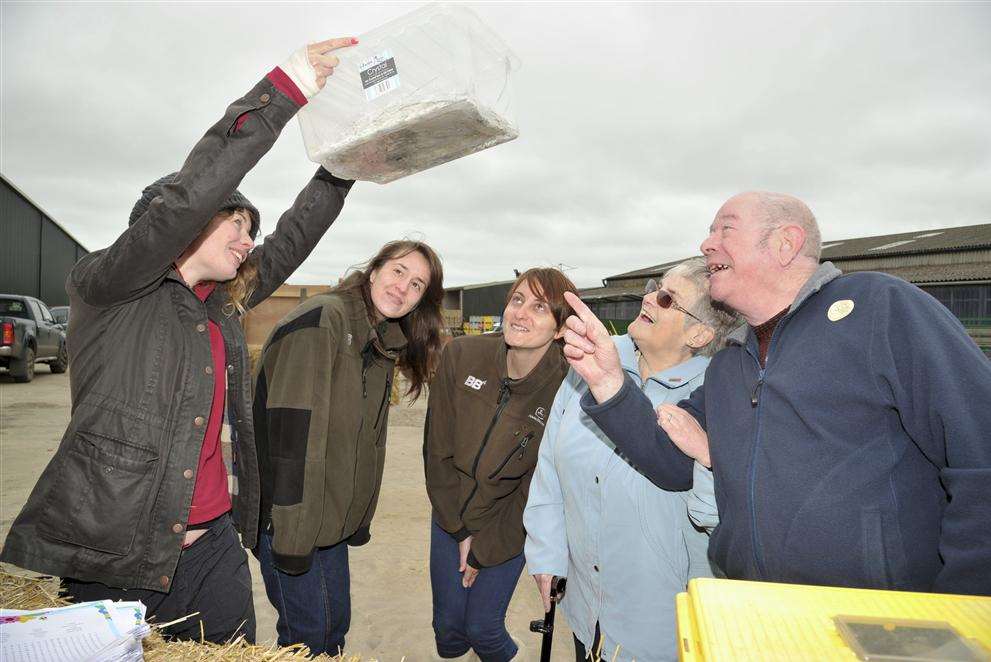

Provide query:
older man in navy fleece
left=561, top=191, right=991, bottom=596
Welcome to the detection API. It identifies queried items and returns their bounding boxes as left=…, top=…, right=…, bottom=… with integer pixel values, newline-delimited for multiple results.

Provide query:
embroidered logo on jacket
left=464, top=375, right=487, bottom=390
left=529, top=406, right=547, bottom=426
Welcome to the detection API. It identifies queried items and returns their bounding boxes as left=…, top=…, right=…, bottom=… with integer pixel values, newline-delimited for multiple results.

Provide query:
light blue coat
left=523, top=335, right=716, bottom=662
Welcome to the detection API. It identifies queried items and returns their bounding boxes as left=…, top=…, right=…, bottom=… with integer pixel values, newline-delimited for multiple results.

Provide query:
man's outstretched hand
left=562, top=291, right=625, bottom=403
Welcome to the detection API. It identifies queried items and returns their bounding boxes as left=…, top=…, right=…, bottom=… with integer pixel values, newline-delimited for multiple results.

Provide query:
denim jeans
left=256, top=530, right=350, bottom=656
left=430, top=520, right=524, bottom=662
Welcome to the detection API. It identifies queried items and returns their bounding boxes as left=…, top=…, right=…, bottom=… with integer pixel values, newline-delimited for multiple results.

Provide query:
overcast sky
left=2, top=2, right=989, bottom=288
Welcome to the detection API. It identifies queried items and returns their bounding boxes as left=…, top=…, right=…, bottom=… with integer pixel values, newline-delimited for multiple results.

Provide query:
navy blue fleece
left=583, top=270, right=991, bottom=596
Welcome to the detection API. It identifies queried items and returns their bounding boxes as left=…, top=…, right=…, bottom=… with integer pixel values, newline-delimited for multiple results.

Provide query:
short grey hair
left=665, top=257, right=742, bottom=358
left=754, top=192, right=822, bottom=260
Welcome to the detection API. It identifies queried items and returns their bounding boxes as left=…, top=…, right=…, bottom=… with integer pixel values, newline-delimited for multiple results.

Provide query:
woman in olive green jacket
left=253, top=239, right=445, bottom=657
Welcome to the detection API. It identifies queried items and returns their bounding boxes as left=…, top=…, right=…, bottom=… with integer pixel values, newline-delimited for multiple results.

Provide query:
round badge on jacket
left=827, top=299, right=855, bottom=321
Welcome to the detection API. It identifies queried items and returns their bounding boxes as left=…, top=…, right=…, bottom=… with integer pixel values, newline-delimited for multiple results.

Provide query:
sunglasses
left=644, top=279, right=705, bottom=324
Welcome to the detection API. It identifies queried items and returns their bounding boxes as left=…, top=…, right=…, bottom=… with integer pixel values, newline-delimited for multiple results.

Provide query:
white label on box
left=359, top=50, right=400, bottom=102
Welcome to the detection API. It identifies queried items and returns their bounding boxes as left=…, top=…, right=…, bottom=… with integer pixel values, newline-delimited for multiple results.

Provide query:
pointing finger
left=311, top=37, right=359, bottom=54
left=564, top=291, right=593, bottom=323
left=564, top=291, right=609, bottom=342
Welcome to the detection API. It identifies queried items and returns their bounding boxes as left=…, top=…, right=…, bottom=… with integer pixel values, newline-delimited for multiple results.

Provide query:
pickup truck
left=0, top=294, right=68, bottom=382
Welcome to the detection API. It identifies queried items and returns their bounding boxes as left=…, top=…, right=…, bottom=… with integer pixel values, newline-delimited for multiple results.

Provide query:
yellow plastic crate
left=676, top=578, right=991, bottom=661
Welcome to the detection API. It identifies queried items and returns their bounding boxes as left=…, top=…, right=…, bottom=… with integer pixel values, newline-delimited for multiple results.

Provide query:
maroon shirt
left=186, top=66, right=305, bottom=526
left=187, top=282, right=232, bottom=525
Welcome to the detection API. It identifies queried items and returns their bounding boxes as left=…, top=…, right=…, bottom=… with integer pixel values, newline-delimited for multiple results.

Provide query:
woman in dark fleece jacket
left=1, top=36, right=357, bottom=643
left=424, top=268, right=578, bottom=662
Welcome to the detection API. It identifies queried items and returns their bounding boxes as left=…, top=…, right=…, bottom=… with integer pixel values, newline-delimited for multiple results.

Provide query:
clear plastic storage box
left=297, top=3, right=520, bottom=184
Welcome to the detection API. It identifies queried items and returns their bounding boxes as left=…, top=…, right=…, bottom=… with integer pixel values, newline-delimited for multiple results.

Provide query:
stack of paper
left=676, top=578, right=991, bottom=661
left=0, top=600, right=149, bottom=662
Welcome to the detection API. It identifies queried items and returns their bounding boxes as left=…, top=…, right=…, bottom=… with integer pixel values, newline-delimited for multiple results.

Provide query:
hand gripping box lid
left=297, top=3, right=521, bottom=184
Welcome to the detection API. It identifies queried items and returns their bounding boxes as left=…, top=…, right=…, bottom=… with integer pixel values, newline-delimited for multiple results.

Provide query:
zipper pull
left=518, top=433, right=533, bottom=459
left=751, top=378, right=763, bottom=407
left=362, top=368, right=368, bottom=399
left=497, top=378, right=511, bottom=404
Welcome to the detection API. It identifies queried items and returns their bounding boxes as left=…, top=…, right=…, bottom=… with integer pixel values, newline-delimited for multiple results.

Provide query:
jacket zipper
left=745, top=318, right=787, bottom=580
left=373, top=369, right=392, bottom=430
left=487, top=432, right=534, bottom=480
left=460, top=378, right=512, bottom=518
left=342, top=357, right=371, bottom=538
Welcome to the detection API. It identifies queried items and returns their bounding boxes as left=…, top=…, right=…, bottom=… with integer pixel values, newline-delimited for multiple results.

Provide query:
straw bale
left=1, top=568, right=376, bottom=661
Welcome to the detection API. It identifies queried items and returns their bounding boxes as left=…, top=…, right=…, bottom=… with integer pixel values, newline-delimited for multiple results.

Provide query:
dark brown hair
left=339, top=240, right=445, bottom=401
left=505, top=268, right=579, bottom=331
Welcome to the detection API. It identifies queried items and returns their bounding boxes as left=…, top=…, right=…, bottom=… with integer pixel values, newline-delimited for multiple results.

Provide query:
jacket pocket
left=487, top=433, right=535, bottom=480
left=39, top=431, right=158, bottom=555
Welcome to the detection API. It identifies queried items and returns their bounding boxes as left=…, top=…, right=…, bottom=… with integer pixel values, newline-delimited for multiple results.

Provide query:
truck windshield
left=0, top=299, right=32, bottom=319
left=51, top=307, right=70, bottom=324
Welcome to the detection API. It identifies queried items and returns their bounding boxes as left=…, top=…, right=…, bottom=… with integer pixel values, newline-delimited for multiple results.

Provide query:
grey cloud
left=2, top=2, right=988, bottom=289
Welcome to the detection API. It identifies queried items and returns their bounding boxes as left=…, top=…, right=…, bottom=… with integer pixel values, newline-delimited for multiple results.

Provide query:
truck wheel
left=11, top=347, right=36, bottom=383
left=50, top=343, right=69, bottom=374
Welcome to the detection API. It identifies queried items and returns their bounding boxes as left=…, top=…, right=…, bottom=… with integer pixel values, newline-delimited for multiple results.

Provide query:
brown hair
left=505, top=268, right=579, bottom=331
left=339, top=240, right=445, bottom=401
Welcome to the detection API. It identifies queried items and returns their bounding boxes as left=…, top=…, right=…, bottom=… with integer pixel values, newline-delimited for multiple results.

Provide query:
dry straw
left=0, top=568, right=381, bottom=661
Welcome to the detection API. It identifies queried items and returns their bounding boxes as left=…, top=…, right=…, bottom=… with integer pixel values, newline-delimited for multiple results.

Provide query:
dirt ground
left=0, top=369, right=573, bottom=660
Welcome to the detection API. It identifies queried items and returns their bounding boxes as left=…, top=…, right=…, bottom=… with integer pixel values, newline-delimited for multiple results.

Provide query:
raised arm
left=561, top=291, right=696, bottom=490
left=245, top=168, right=355, bottom=308
left=72, top=38, right=356, bottom=308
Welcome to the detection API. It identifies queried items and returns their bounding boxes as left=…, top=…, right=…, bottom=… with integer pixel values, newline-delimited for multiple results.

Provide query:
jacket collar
left=615, top=333, right=709, bottom=389
left=726, top=261, right=843, bottom=347
left=789, top=261, right=843, bottom=314
left=492, top=333, right=567, bottom=395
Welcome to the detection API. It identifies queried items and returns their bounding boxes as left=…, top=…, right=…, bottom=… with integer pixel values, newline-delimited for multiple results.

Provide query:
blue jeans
left=430, top=520, right=524, bottom=662
left=256, top=530, right=350, bottom=656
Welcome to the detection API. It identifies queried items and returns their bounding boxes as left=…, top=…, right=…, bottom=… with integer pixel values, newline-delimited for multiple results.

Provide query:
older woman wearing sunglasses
left=523, top=257, right=740, bottom=662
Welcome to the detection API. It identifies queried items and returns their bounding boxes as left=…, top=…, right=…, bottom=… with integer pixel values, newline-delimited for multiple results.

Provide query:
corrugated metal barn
left=1, top=174, right=88, bottom=307
left=580, top=223, right=991, bottom=355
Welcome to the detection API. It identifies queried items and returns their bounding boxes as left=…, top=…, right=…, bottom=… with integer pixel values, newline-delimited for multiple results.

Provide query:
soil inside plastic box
left=316, top=97, right=518, bottom=184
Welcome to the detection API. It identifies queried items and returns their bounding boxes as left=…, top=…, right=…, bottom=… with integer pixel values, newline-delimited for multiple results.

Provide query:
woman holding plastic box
left=424, top=268, right=577, bottom=662
left=1, top=37, right=358, bottom=644
left=523, top=258, right=740, bottom=662
left=253, top=239, right=445, bottom=657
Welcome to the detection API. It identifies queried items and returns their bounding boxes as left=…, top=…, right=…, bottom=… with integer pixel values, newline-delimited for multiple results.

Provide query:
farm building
left=0, top=174, right=88, bottom=307
left=580, top=223, right=991, bottom=354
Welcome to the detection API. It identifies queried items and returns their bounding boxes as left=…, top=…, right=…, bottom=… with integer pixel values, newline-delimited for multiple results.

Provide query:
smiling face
left=180, top=209, right=254, bottom=285
left=628, top=272, right=702, bottom=357
left=502, top=280, right=563, bottom=350
left=368, top=251, right=431, bottom=321
left=699, top=193, right=776, bottom=315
